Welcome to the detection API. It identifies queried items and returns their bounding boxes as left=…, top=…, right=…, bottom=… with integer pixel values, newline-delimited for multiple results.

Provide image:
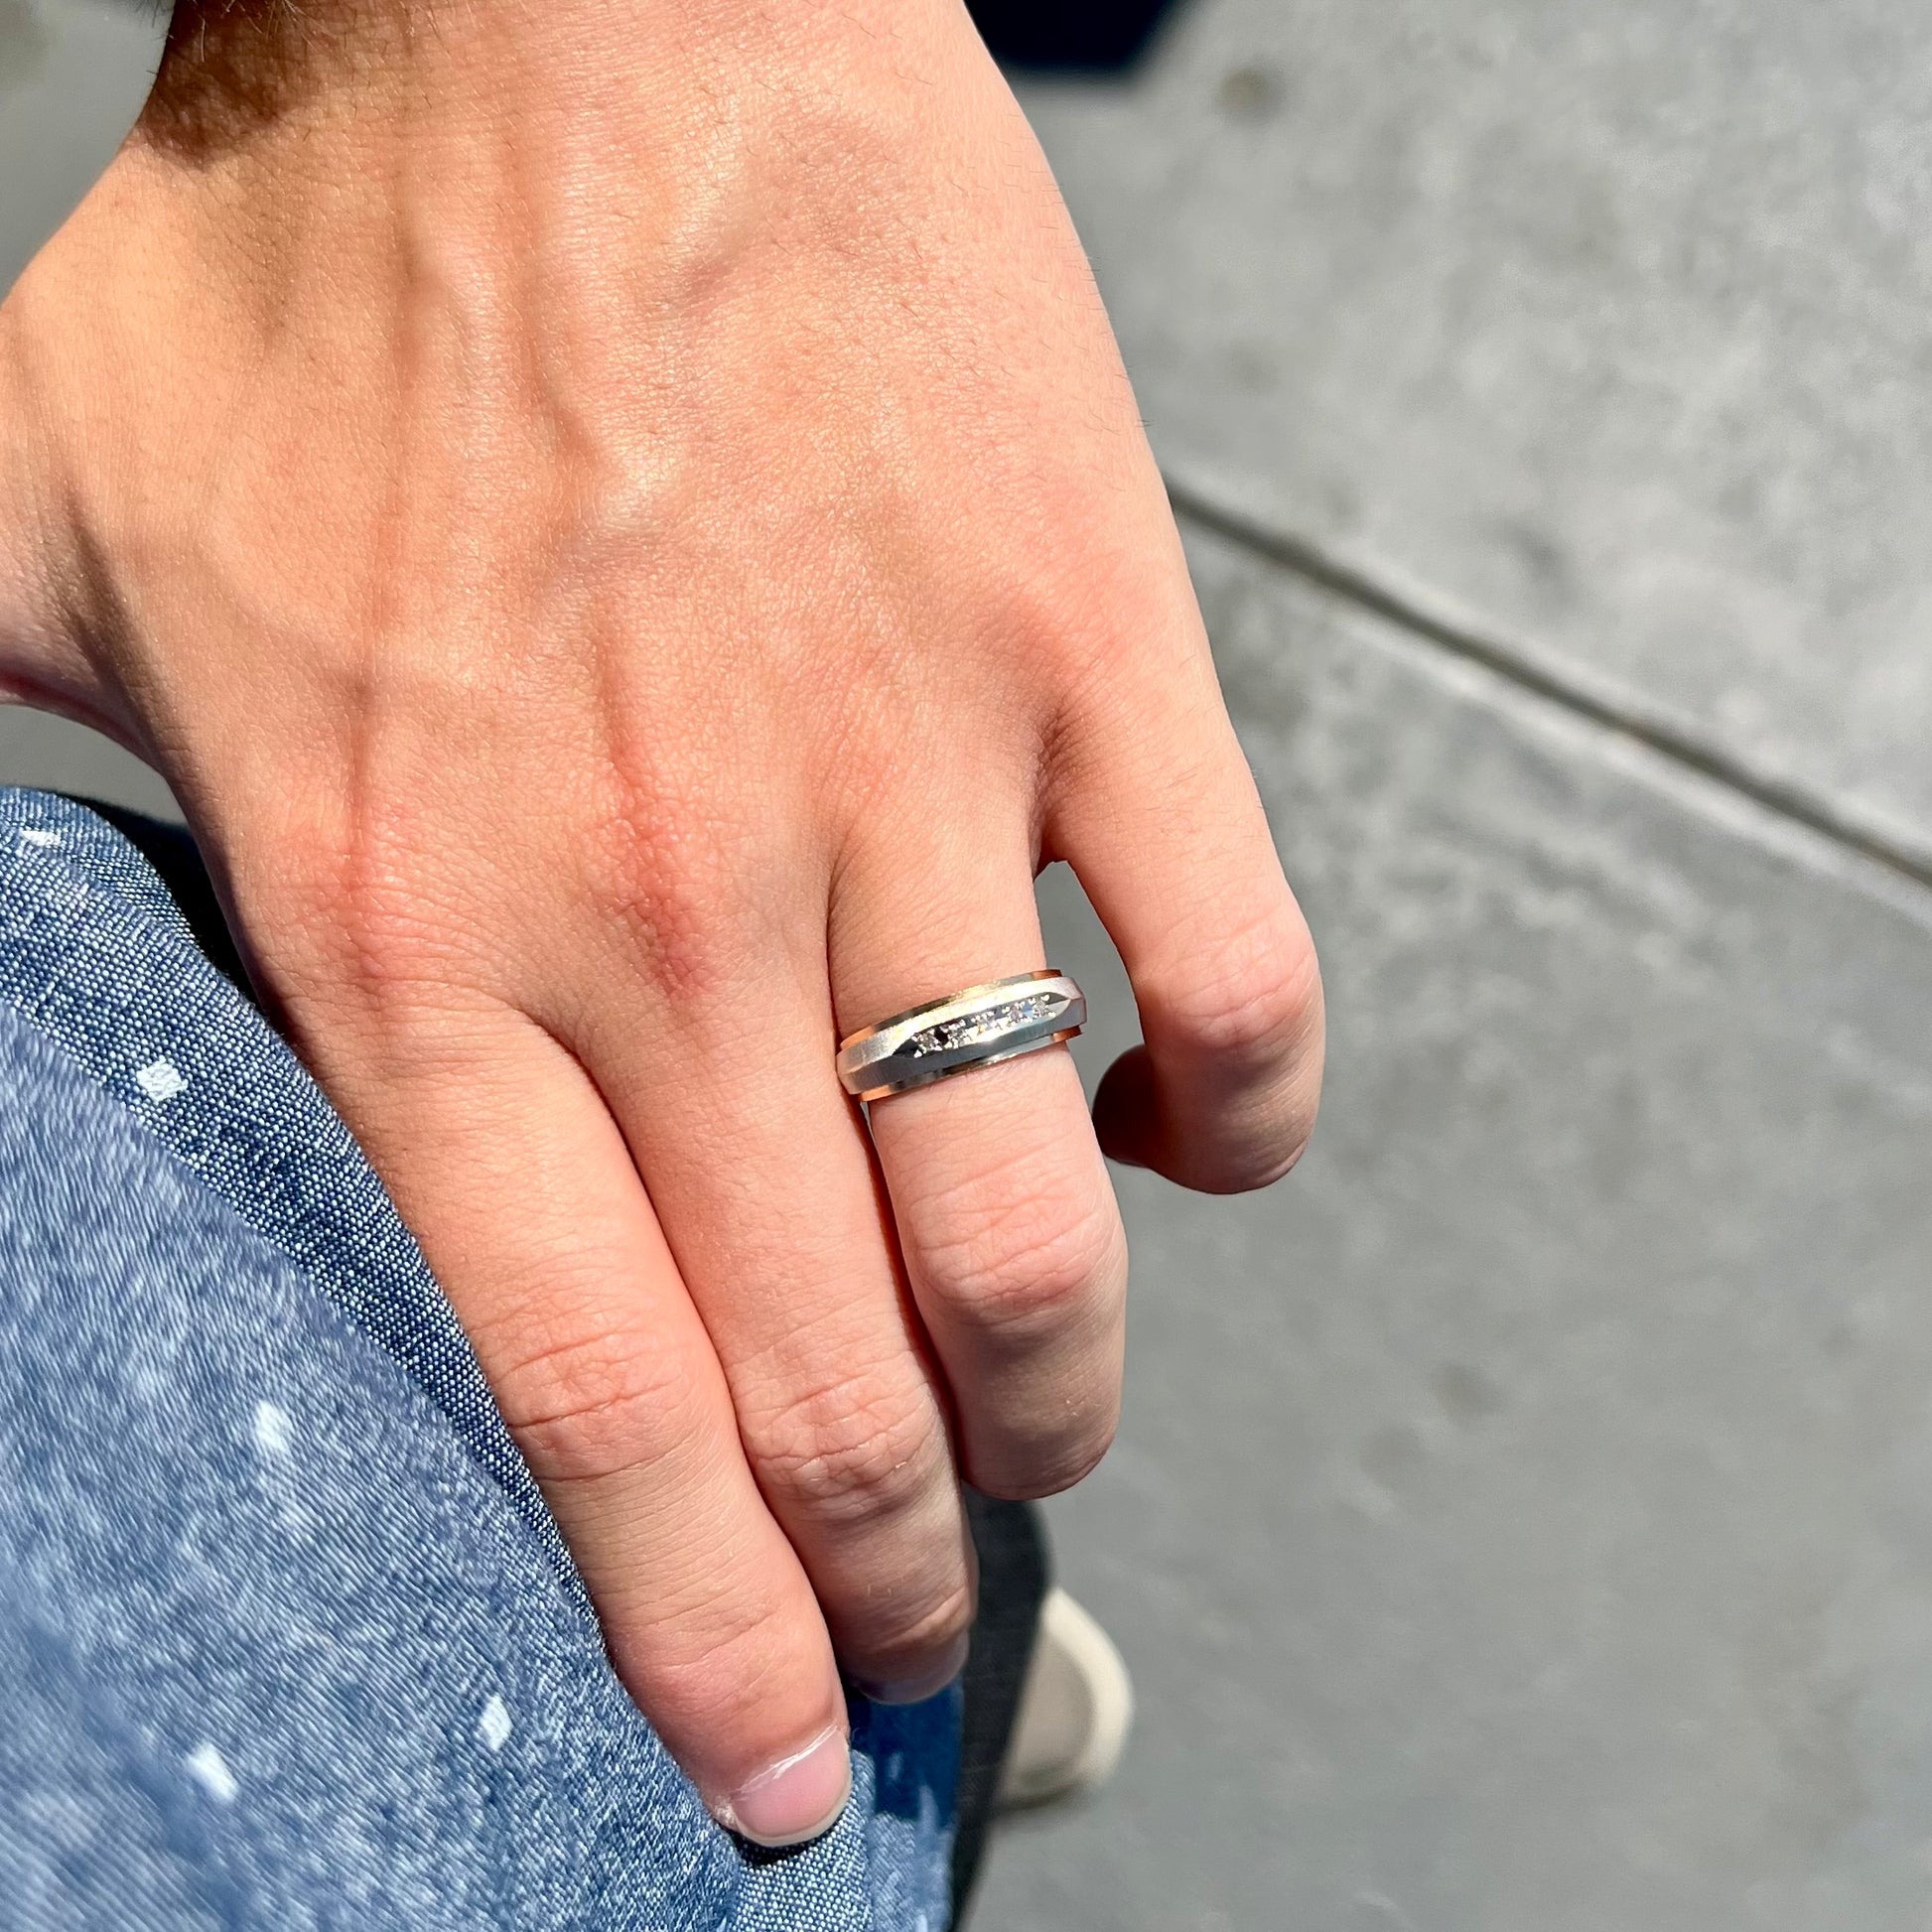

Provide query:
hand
left=0, top=0, right=1322, bottom=1845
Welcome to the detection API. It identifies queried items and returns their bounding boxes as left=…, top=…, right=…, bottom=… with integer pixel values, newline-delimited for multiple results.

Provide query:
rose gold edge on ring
left=836, top=968, right=1066, bottom=1051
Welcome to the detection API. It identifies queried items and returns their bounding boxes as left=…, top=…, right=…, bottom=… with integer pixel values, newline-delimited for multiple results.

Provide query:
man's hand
left=0, top=0, right=1321, bottom=1844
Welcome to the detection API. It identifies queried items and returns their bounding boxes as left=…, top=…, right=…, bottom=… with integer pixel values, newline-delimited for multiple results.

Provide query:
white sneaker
left=995, top=1587, right=1134, bottom=1811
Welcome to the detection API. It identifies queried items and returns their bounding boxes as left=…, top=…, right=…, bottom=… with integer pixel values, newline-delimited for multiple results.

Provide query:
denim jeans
left=0, top=788, right=963, bottom=1929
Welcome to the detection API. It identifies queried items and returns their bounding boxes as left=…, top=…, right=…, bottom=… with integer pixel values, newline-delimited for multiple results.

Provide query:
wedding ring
left=837, top=970, right=1085, bottom=1102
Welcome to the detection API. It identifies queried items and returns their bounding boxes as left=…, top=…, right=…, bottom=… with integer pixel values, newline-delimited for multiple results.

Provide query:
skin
left=0, top=0, right=1321, bottom=1846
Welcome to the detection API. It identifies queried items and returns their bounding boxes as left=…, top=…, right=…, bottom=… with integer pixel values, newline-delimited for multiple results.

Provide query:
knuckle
left=1142, top=909, right=1325, bottom=1191
left=246, top=810, right=488, bottom=1021
left=833, top=1564, right=978, bottom=1685
left=901, top=1576, right=977, bottom=1653
left=607, top=1581, right=825, bottom=1740
left=975, top=1405, right=1119, bottom=1502
left=487, top=1315, right=707, bottom=1486
left=577, top=778, right=754, bottom=1006
left=914, top=1154, right=1126, bottom=1339
left=1055, top=1402, right=1122, bottom=1488
left=748, top=1367, right=948, bottom=1527
left=1157, top=909, right=1321, bottom=1074
left=863, top=1575, right=979, bottom=1667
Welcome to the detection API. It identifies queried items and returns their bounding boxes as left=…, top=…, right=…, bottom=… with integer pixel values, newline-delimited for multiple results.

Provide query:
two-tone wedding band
left=836, top=970, right=1086, bottom=1102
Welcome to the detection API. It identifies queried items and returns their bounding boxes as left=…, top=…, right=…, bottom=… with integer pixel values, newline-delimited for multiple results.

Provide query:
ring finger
left=829, top=812, right=1127, bottom=1500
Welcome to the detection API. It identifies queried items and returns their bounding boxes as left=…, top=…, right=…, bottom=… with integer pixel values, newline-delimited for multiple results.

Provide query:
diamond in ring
left=904, top=993, right=1061, bottom=1057
left=835, top=972, right=1087, bottom=1101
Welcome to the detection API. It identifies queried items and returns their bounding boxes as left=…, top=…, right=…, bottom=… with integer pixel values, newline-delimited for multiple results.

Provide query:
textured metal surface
left=838, top=972, right=1084, bottom=1101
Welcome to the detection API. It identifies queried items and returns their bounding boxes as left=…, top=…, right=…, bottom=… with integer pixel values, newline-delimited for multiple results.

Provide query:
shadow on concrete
left=967, top=0, right=1185, bottom=72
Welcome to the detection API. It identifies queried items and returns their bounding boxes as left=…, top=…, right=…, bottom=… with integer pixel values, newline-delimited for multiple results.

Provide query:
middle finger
left=572, top=944, right=978, bottom=1705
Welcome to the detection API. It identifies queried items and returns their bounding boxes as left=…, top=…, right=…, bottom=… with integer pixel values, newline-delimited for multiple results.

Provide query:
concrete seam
left=1168, top=477, right=1932, bottom=900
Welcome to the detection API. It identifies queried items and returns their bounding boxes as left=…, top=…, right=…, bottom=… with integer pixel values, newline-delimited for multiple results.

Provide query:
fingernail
left=853, top=1631, right=971, bottom=1707
left=717, top=1726, right=852, bottom=1849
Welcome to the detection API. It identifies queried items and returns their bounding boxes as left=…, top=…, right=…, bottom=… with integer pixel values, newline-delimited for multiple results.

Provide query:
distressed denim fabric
left=0, top=788, right=956, bottom=1930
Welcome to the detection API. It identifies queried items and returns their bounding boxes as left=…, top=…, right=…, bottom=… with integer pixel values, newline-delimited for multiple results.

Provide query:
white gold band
left=836, top=971, right=1086, bottom=1102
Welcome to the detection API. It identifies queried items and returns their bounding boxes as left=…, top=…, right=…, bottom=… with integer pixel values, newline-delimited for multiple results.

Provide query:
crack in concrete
left=1168, top=477, right=1932, bottom=901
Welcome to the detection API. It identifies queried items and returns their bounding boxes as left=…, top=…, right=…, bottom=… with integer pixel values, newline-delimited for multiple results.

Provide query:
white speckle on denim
left=134, top=1059, right=187, bottom=1103
left=186, top=1742, right=239, bottom=1803
left=16, top=828, right=59, bottom=850
left=478, top=1695, right=513, bottom=1753
left=253, top=1400, right=294, bottom=1457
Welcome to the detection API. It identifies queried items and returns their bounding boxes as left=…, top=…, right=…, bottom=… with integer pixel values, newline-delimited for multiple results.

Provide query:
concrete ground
left=8, top=2, right=1932, bottom=1925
